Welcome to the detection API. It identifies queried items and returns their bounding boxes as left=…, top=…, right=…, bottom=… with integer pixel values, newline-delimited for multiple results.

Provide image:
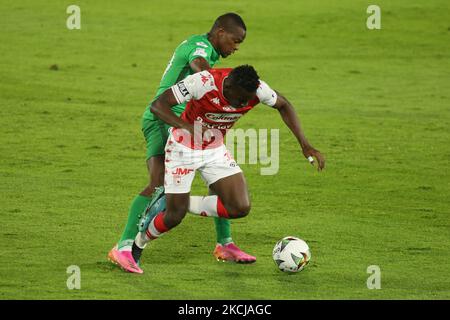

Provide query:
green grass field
left=1, top=0, right=449, bottom=299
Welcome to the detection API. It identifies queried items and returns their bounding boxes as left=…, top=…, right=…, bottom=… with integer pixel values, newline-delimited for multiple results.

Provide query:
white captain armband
left=170, top=71, right=217, bottom=104
left=171, top=81, right=191, bottom=104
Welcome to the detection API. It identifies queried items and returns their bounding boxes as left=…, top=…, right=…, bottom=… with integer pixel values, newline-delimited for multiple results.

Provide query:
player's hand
left=183, top=124, right=203, bottom=145
left=302, top=146, right=325, bottom=171
left=183, top=123, right=210, bottom=147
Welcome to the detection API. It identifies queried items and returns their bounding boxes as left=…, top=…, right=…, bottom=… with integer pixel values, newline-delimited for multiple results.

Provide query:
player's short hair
left=212, top=13, right=246, bottom=32
left=229, top=65, right=260, bottom=93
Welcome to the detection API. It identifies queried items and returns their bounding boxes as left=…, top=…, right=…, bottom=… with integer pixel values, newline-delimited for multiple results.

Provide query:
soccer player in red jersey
left=129, top=65, right=325, bottom=272
left=108, top=14, right=255, bottom=273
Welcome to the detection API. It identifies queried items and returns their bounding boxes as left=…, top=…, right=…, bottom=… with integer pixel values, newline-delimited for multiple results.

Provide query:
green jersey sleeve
left=143, top=34, right=220, bottom=121
left=186, top=40, right=215, bottom=64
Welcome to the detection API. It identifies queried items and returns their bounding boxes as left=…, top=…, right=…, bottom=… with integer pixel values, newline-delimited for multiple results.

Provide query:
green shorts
left=141, top=105, right=184, bottom=160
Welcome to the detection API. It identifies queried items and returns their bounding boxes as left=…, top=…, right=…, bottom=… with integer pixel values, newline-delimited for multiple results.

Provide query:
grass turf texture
left=1, top=0, right=449, bottom=299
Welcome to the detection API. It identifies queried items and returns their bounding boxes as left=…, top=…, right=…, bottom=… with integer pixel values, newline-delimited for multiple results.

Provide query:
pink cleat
left=213, top=243, right=256, bottom=264
left=108, top=245, right=143, bottom=274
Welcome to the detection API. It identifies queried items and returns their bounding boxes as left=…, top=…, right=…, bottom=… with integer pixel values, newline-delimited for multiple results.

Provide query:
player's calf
left=163, top=192, right=190, bottom=228
left=163, top=206, right=189, bottom=229
left=134, top=193, right=189, bottom=249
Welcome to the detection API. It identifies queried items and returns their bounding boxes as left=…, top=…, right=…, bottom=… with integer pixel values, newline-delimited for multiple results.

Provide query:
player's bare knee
left=236, top=202, right=251, bottom=217
left=227, top=202, right=251, bottom=218
left=150, top=173, right=164, bottom=188
left=157, top=171, right=165, bottom=185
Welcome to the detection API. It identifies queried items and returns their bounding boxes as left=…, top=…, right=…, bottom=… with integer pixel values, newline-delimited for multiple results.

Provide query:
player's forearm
left=189, top=57, right=211, bottom=73
left=278, top=102, right=311, bottom=149
left=150, top=100, right=191, bottom=131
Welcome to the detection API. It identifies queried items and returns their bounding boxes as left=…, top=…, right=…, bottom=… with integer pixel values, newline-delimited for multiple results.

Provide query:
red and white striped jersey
left=170, top=68, right=277, bottom=149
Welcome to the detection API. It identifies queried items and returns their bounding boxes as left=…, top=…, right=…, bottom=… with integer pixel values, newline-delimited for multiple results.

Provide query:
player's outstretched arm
left=150, top=89, right=194, bottom=134
left=272, top=91, right=325, bottom=171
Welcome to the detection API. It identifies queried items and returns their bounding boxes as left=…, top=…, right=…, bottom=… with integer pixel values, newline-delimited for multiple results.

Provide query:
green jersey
left=143, top=34, right=220, bottom=120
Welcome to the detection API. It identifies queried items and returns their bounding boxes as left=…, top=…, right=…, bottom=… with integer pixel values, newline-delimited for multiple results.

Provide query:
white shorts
left=164, top=131, right=242, bottom=194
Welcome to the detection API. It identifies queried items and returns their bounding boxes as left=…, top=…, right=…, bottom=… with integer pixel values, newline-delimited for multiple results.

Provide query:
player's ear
left=240, top=30, right=246, bottom=42
left=216, top=27, right=226, bottom=38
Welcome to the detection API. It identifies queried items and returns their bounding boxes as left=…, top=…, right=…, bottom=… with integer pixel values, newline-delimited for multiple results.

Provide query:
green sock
left=214, top=217, right=233, bottom=245
left=118, top=194, right=152, bottom=250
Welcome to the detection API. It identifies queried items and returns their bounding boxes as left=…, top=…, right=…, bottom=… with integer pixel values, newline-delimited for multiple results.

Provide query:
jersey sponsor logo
left=223, top=105, right=237, bottom=111
left=196, top=116, right=233, bottom=130
left=196, top=42, right=208, bottom=48
left=172, top=168, right=194, bottom=176
left=204, top=113, right=243, bottom=123
left=211, top=97, right=220, bottom=105
left=193, top=48, right=207, bottom=58
left=177, top=82, right=189, bottom=97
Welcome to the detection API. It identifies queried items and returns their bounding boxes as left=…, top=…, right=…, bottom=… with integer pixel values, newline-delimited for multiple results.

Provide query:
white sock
left=134, top=214, right=166, bottom=249
left=135, top=232, right=148, bottom=249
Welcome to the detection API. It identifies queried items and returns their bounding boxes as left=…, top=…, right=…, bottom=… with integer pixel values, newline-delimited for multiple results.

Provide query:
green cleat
left=138, top=186, right=166, bottom=232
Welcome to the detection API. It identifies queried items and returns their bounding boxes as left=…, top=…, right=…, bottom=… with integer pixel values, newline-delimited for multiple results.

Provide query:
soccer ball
left=272, top=236, right=311, bottom=273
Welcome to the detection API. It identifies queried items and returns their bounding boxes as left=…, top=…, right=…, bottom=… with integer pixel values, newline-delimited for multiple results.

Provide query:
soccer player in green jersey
left=108, top=13, right=256, bottom=273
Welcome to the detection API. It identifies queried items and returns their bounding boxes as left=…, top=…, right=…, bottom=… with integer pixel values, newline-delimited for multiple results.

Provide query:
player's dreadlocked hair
left=229, top=65, right=260, bottom=92
left=212, top=13, right=246, bottom=32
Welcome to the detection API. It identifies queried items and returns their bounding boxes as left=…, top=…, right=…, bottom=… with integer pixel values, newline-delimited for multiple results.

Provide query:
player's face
left=218, top=27, right=246, bottom=58
left=226, top=85, right=256, bottom=108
